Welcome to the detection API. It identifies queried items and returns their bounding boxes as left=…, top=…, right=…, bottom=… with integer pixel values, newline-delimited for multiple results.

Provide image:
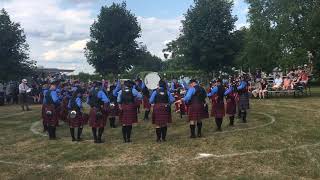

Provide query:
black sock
left=70, top=128, right=75, bottom=140
left=190, top=124, right=196, bottom=138
left=127, top=125, right=132, bottom=142
left=144, top=110, right=150, bottom=120
left=122, top=126, right=127, bottom=142
left=77, top=128, right=83, bottom=140
left=92, top=128, right=97, bottom=142
left=215, top=118, right=223, bottom=131
left=43, top=124, right=48, bottom=132
left=98, top=127, right=104, bottom=142
left=48, top=126, right=53, bottom=139
left=52, top=127, right=56, bottom=138
left=161, top=126, right=167, bottom=141
left=242, top=111, right=247, bottom=123
left=156, top=128, right=161, bottom=141
left=197, top=122, right=202, bottom=137
left=109, top=117, right=115, bottom=128
left=229, top=116, right=235, bottom=126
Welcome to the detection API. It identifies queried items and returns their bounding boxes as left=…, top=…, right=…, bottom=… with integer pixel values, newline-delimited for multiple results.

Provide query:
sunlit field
left=0, top=88, right=320, bottom=179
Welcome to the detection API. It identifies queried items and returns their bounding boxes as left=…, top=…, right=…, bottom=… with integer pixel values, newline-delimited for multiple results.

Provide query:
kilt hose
left=119, top=104, right=138, bottom=126
left=89, top=107, right=107, bottom=128
left=152, top=103, right=172, bottom=126
left=188, top=103, right=209, bottom=122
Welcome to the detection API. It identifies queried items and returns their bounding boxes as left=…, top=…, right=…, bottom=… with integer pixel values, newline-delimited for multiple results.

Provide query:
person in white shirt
left=19, top=79, right=31, bottom=111
left=272, top=75, right=283, bottom=90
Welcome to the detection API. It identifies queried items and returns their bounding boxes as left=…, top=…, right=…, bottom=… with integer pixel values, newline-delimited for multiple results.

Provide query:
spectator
left=272, top=75, right=283, bottom=90
left=299, top=70, right=309, bottom=86
left=18, top=79, right=31, bottom=111
left=251, top=80, right=261, bottom=98
left=259, top=79, right=268, bottom=99
left=283, top=77, right=292, bottom=90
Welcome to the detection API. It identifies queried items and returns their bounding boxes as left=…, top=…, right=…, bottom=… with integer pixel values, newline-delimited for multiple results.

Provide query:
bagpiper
left=87, top=81, right=110, bottom=143
left=149, top=80, right=175, bottom=142
left=117, top=80, right=143, bottom=143
left=182, top=79, right=208, bottom=138
left=208, top=79, right=225, bottom=131
left=42, top=79, right=60, bottom=140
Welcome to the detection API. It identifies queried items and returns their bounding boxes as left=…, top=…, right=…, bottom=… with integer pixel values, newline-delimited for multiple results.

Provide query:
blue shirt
left=149, top=89, right=175, bottom=104
left=207, top=86, right=218, bottom=97
left=117, top=88, right=142, bottom=103
left=224, top=86, right=233, bottom=96
left=183, top=87, right=196, bottom=103
left=237, top=81, right=247, bottom=90
left=68, top=97, right=82, bottom=109
left=113, top=80, right=122, bottom=97
left=98, top=90, right=110, bottom=103
left=43, top=89, right=60, bottom=105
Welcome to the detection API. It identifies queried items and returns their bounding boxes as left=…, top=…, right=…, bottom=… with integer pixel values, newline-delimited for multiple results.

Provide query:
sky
left=1, top=0, right=249, bottom=74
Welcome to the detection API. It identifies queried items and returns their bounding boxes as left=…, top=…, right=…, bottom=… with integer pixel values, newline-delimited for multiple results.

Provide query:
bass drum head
left=144, top=72, right=161, bottom=90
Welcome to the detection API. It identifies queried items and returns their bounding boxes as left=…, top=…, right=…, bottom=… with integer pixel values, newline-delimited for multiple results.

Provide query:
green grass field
left=0, top=88, right=320, bottom=179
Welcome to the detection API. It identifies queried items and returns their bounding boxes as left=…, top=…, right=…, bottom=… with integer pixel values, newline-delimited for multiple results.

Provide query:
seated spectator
left=259, top=79, right=268, bottom=99
left=251, top=80, right=261, bottom=98
left=272, top=75, right=283, bottom=90
left=283, top=77, right=292, bottom=90
left=299, top=70, right=309, bottom=86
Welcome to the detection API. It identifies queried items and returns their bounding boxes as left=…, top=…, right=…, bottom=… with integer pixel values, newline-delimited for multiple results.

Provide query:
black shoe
left=72, top=138, right=76, bottom=142
left=76, top=138, right=83, bottom=142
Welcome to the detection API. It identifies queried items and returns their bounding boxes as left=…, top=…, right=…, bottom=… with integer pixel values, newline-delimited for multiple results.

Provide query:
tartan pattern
left=119, top=104, right=138, bottom=125
left=89, top=107, right=107, bottom=128
left=188, top=103, right=208, bottom=121
left=42, top=104, right=58, bottom=126
left=152, top=103, right=172, bottom=126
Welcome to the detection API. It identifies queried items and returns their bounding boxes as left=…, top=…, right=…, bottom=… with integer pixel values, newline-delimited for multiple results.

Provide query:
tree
left=165, top=0, right=237, bottom=74
left=85, top=2, right=141, bottom=75
left=0, top=9, right=35, bottom=81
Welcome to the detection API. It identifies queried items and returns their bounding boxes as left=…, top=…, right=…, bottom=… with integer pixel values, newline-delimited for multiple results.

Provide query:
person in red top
left=299, top=70, right=309, bottom=86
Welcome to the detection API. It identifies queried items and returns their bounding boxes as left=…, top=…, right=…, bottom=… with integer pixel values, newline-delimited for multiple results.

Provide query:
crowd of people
left=36, top=74, right=251, bottom=144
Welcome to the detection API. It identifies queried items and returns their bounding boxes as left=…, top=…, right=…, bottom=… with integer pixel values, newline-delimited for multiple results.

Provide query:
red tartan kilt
left=143, top=96, right=151, bottom=109
left=152, top=104, right=172, bottom=126
left=42, top=104, right=58, bottom=126
left=188, top=103, right=208, bottom=121
left=119, top=104, right=138, bottom=125
left=211, top=101, right=225, bottom=118
left=89, top=108, right=107, bottom=128
left=226, top=98, right=237, bottom=115
left=59, top=98, right=69, bottom=122
left=68, top=112, right=84, bottom=128
left=108, top=104, right=119, bottom=117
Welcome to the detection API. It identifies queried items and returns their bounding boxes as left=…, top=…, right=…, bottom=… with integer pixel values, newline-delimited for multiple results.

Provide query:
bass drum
left=144, top=72, right=161, bottom=90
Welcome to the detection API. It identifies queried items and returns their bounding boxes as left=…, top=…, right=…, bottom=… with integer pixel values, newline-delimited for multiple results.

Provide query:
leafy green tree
left=85, top=2, right=141, bottom=75
left=174, top=0, right=237, bottom=73
left=0, top=9, right=35, bottom=81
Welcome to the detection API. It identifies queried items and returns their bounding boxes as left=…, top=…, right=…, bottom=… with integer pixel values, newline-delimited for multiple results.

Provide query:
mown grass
left=0, top=87, right=320, bottom=179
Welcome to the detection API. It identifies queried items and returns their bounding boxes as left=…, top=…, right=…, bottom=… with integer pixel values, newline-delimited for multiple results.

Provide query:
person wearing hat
left=134, top=78, right=145, bottom=113
left=237, top=76, right=250, bottom=123
left=149, top=79, right=175, bottom=142
left=107, top=80, right=120, bottom=128
left=18, top=79, right=31, bottom=111
left=181, top=79, right=208, bottom=138
left=87, top=81, right=110, bottom=143
left=68, top=89, right=85, bottom=142
left=224, top=81, right=238, bottom=126
left=117, top=80, right=143, bottom=143
left=42, top=79, right=61, bottom=140
left=208, top=79, right=225, bottom=131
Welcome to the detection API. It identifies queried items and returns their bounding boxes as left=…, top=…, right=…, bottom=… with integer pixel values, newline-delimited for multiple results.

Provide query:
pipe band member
left=224, top=81, right=237, bottom=126
left=117, top=80, right=143, bottom=143
left=237, top=76, right=250, bottom=123
left=182, top=79, right=208, bottom=138
left=42, top=79, right=61, bottom=140
left=142, top=85, right=151, bottom=121
left=208, top=79, right=225, bottom=131
left=87, top=81, right=110, bottom=143
left=149, top=80, right=175, bottom=142
left=108, top=80, right=121, bottom=128
left=68, top=89, right=84, bottom=142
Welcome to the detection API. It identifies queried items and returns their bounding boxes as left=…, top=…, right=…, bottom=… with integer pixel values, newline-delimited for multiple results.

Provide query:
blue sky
left=2, top=0, right=249, bottom=74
